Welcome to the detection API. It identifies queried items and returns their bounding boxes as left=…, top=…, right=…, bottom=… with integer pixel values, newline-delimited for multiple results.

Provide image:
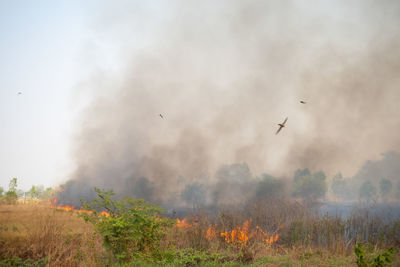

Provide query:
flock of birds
left=16, top=89, right=304, bottom=136
left=17, top=90, right=305, bottom=136
left=158, top=100, right=307, bottom=135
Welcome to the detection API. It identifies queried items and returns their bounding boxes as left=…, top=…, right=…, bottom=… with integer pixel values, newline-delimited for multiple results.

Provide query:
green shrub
left=355, top=243, right=368, bottom=267
left=355, top=243, right=395, bottom=267
left=0, top=257, right=48, bottom=267
left=4, top=191, right=18, bottom=204
left=372, top=247, right=395, bottom=267
left=79, top=188, right=174, bottom=263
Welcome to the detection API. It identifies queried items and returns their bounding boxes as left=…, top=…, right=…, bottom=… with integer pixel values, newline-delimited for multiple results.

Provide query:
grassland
left=0, top=201, right=399, bottom=266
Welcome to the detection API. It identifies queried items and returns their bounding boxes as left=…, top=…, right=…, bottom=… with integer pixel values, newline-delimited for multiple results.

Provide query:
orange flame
left=76, top=209, right=93, bottom=214
left=255, top=226, right=280, bottom=246
left=206, top=225, right=217, bottom=240
left=217, top=220, right=280, bottom=248
left=265, top=234, right=279, bottom=245
left=172, top=216, right=280, bottom=248
left=176, top=218, right=192, bottom=228
left=220, top=220, right=253, bottom=248
left=52, top=199, right=110, bottom=217
left=100, top=211, right=111, bottom=217
left=56, top=205, right=75, bottom=212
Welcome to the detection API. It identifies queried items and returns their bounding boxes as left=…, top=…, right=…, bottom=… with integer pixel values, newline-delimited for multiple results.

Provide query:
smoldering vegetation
left=58, top=151, right=400, bottom=221
left=58, top=1, right=400, bottom=219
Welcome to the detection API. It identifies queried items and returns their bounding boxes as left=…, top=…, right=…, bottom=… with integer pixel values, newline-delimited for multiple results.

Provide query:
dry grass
left=1, top=201, right=399, bottom=266
left=0, top=202, right=105, bottom=266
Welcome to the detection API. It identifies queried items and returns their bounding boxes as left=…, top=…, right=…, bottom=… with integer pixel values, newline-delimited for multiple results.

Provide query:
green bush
left=0, top=257, right=48, bottom=267
left=4, top=191, right=18, bottom=204
left=2, top=178, right=18, bottom=204
left=354, top=243, right=395, bottom=267
left=79, top=188, right=174, bottom=263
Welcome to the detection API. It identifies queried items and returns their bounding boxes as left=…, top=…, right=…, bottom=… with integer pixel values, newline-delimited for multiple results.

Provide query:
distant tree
left=5, top=177, right=18, bottom=204
left=132, top=177, right=154, bottom=201
left=29, top=185, right=38, bottom=198
left=35, top=185, right=45, bottom=198
left=256, top=174, right=285, bottom=199
left=359, top=180, right=377, bottom=202
left=213, top=163, right=254, bottom=205
left=353, top=151, right=400, bottom=183
left=181, top=182, right=206, bottom=210
left=331, top=173, right=349, bottom=200
left=293, top=168, right=311, bottom=183
left=42, top=187, right=54, bottom=199
left=379, top=178, right=392, bottom=201
left=9, top=178, right=17, bottom=192
left=5, top=191, right=18, bottom=204
left=293, top=171, right=327, bottom=202
left=215, top=163, right=252, bottom=183
left=0, top=187, right=4, bottom=197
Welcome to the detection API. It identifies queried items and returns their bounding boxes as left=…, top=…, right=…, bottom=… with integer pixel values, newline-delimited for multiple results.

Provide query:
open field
left=1, top=201, right=399, bottom=266
left=0, top=202, right=105, bottom=266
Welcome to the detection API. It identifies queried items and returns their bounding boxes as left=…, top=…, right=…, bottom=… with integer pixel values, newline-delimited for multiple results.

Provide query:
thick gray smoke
left=60, top=1, right=400, bottom=206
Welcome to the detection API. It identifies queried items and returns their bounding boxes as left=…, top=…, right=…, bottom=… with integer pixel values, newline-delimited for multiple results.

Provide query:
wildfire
left=220, top=220, right=253, bottom=248
left=206, top=225, right=217, bottom=240
left=176, top=218, right=192, bottom=228
left=56, top=205, right=74, bottom=212
left=179, top=217, right=280, bottom=249
left=265, top=234, right=279, bottom=245
left=255, top=226, right=280, bottom=245
left=51, top=199, right=110, bottom=217
left=100, top=211, right=111, bottom=217
left=76, top=209, right=93, bottom=215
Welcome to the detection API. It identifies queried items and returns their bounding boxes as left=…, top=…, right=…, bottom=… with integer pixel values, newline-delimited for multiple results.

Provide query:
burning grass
left=1, top=199, right=400, bottom=266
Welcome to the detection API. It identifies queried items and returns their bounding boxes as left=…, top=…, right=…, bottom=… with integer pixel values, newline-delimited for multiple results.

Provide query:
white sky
left=0, top=1, right=165, bottom=191
left=0, top=1, right=92, bottom=191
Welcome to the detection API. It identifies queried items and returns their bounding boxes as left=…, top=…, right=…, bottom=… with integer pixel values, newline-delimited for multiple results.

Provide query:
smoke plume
left=61, top=1, right=400, bottom=206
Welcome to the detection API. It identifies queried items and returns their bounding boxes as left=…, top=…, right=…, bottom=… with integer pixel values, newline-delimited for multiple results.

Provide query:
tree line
left=0, top=177, right=54, bottom=204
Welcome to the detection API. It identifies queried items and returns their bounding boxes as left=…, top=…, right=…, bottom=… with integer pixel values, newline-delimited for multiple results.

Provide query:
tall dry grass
left=1, top=199, right=400, bottom=266
left=167, top=198, right=400, bottom=259
left=0, top=202, right=105, bottom=266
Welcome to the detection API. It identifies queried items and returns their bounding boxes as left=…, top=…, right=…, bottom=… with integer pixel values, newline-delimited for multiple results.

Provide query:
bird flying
left=300, top=100, right=306, bottom=104
left=18, top=92, right=22, bottom=95
left=276, top=117, right=288, bottom=135
left=159, top=114, right=164, bottom=119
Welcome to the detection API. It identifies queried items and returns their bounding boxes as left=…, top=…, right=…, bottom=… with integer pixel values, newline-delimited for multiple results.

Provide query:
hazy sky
left=0, top=1, right=90, bottom=190
left=1, top=1, right=399, bottom=192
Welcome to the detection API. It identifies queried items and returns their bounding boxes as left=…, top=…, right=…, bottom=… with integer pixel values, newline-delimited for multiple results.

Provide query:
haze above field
left=1, top=1, right=400, bottom=191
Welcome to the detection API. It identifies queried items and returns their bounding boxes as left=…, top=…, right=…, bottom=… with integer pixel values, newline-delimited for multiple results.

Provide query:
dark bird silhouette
left=300, top=100, right=306, bottom=104
left=18, top=92, right=22, bottom=95
left=276, top=117, right=288, bottom=135
left=159, top=114, right=164, bottom=119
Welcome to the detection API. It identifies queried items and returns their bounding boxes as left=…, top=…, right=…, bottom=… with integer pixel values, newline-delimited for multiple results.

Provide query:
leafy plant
left=355, top=243, right=395, bottom=267
left=0, top=257, right=48, bottom=267
left=355, top=243, right=368, bottom=267
left=3, top=178, right=18, bottom=204
left=372, top=247, right=395, bottom=267
left=79, top=188, right=174, bottom=263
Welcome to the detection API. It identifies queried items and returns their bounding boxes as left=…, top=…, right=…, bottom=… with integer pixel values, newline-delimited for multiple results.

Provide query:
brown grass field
left=0, top=201, right=399, bottom=266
